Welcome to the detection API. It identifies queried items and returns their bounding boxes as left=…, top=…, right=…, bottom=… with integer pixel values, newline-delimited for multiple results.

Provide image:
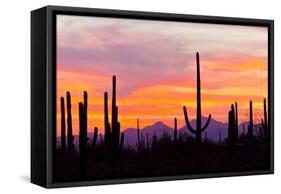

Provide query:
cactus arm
left=201, top=114, right=211, bottom=132
left=183, top=106, right=196, bottom=134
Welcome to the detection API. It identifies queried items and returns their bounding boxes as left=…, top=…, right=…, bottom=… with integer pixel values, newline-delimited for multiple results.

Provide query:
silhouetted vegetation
left=54, top=52, right=270, bottom=182
left=183, top=52, right=211, bottom=144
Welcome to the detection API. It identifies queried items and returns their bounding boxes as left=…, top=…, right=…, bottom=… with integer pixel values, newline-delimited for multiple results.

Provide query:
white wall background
left=0, top=0, right=279, bottom=193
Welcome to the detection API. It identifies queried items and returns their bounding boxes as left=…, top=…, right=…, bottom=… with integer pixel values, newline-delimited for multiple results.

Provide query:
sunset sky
left=56, top=15, right=268, bottom=136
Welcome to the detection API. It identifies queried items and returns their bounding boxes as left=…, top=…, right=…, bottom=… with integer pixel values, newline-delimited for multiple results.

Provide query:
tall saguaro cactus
left=137, top=119, right=141, bottom=148
left=60, top=97, right=66, bottom=151
left=228, top=103, right=238, bottom=146
left=78, top=102, right=86, bottom=175
left=78, top=92, right=88, bottom=175
left=235, top=102, right=239, bottom=138
left=183, top=52, right=212, bottom=144
left=104, top=92, right=110, bottom=147
left=111, top=76, right=121, bottom=148
left=228, top=104, right=238, bottom=148
left=174, top=117, right=177, bottom=143
left=104, top=75, right=125, bottom=154
left=66, top=91, right=74, bottom=151
left=248, top=100, right=253, bottom=139
left=84, top=91, right=88, bottom=133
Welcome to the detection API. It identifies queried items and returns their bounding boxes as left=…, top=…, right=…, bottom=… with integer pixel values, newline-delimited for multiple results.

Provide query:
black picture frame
left=31, top=5, right=274, bottom=188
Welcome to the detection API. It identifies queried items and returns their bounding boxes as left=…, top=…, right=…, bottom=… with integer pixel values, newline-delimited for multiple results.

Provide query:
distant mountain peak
left=152, top=121, right=168, bottom=127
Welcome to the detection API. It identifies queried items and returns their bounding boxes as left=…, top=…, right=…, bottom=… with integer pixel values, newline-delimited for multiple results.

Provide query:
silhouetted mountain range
left=56, top=116, right=261, bottom=148
left=122, top=116, right=263, bottom=147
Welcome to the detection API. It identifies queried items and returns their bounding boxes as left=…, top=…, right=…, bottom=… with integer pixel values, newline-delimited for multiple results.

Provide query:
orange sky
left=56, top=15, right=268, bottom=136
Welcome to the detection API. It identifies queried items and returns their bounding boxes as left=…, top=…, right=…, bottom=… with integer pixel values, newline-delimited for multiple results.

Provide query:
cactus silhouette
left=79, top=92, right=88, bottom=149
left=104, top=92, right=111, bottom=148
left=174, top=117, right=177, bottom=143
left=66, top=91, right=74, bottom=151
left=235, top=102, right=239, bottom=138
left=228, top=103, right=238, bottom=145
left=104, top=75, right=125, bottom=154
left=92, top=127, right=98, bottom=148
left=137, top=118, right=142, bottom=149
left=84, top=91, right=88, bottom=134
left=248, top=100, right=253, bottom=139
left=79, top=103, right=87, bottom=149
left=60, top=97, right=66, bottom=151
left=183, top=52, right=211, bottom=144
left=228, top=104, right=238, bottom=149
left=78, top=92, right=89, bottom=175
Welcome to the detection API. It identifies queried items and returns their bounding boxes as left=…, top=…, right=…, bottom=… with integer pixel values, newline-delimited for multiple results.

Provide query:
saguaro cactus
left=183, top=52, right=211, bottom=144
left=84, top=91, right=88, bottom=133
left=79, top=103, right=87, bottom=149
left=104, top=92, right=111, bottom=147
left=228, top=103, right=238, bottom=146
left=78, top=102, right=87, bottom=175
left=137, top=118, right=141, bottom=149
left=104, top=76, right=125, bottom=154
left=235, top=102, right=238, bottom=138
left=228, top=104, right=237, bottom=148
left=248, top=100, right=253, bottom=139
left=174, top=117, right=177, bottom=143
left=60, top=97, right=66, bottom=151
left=66, top=91, right=74, bottom=151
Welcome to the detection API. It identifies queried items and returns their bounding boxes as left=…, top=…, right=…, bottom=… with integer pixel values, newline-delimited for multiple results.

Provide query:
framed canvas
left=31, top=5, right=274, bottom=188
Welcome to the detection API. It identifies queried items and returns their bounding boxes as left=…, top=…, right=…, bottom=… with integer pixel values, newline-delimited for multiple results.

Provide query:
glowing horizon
left=56, top=15, right=268, bottom=136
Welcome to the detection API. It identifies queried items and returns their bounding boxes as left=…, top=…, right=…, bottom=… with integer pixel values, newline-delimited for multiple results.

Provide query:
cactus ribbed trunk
left=60, top=97, right=66, bottom=151
left=137, top=119, right=141, bottom=149
left=183, top=52, right=211, bottom=144
left=228, top=104, right=237, bottom=149
left=78, top=98, right=88, bottom=175
left=84, top=91, right=88, bottom=134
left=112, top=75, right=117, bottom=147
left=196, top=52, right=202, bottom=143
left=248, top=100, right=253, bottom=139
left=264, top=99, right=268, bottom=129
left=66, top=92, right=74, bottom=151
left=174, top=117, right=177, bottom=143
left=262, top=98, right=268, bottom=138
left=235, top=102, right=238, bottom=139
left=104, top=92, right=111, bottom=148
